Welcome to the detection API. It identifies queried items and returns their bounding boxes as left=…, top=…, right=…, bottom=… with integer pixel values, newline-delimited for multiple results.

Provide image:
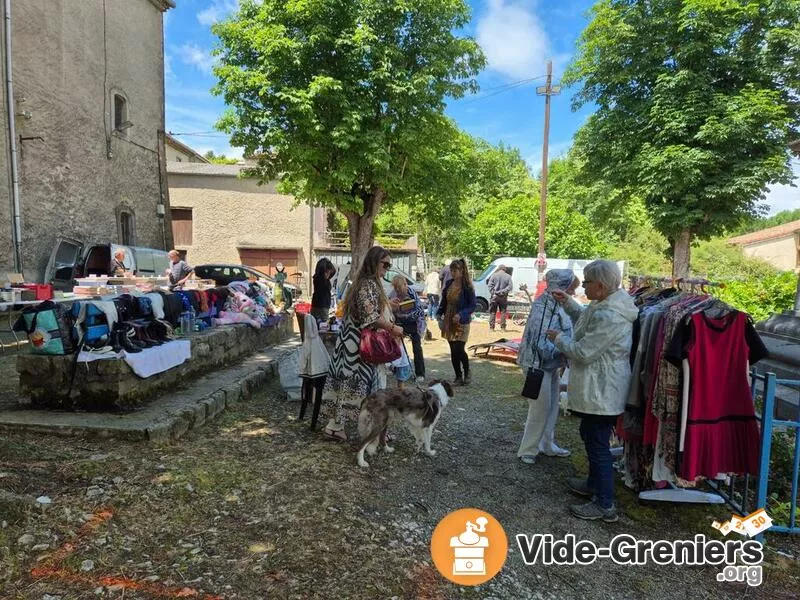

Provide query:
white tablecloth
left=78, top=339, right=191, bottom=378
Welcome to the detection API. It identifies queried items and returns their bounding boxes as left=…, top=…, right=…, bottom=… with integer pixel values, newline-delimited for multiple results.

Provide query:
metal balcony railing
left=316, top=231, right=414, bottom=250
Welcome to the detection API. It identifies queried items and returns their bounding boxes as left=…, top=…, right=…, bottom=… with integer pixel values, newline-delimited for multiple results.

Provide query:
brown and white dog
left=356, top=380, right=454, bottom=468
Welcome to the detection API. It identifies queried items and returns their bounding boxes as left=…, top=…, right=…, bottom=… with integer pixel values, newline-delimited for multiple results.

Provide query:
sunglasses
left=381, top=261, right=391, bottom=268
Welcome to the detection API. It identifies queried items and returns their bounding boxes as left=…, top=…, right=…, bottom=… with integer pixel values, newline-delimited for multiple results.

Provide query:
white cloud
left=197, top=0, right=239, bottom=26
left=177, top=43, right=215, bottom=74
left=761, top=159, right=800, bottom=216
left=476, top=0, right=564, bottom=81
left=164, top=53, right=175, bottom=82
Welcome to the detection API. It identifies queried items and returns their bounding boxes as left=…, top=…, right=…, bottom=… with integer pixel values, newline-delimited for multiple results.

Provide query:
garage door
left=238, top=248, right=299, bottom=277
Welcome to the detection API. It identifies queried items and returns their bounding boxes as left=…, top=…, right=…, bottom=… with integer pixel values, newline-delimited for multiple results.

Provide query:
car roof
left=195, top=263, right=301, bottom=288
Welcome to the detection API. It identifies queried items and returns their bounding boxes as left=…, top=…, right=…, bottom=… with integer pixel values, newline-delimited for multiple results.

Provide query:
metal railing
left=753, top=371, right=800, bottom=535
left=702, top=371, right=800, bottom=539
left=315, top=231, right=414, bottom=250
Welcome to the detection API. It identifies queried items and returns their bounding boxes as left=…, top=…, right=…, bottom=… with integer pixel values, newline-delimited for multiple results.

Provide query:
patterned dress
left=323, top=279, right=384, bottom=431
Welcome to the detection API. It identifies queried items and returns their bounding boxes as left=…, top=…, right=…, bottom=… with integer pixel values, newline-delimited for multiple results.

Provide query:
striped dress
left=323, top=279, right=384, bottom=430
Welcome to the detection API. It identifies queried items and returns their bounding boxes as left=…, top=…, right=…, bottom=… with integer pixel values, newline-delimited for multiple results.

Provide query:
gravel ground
left=1, top=320, right=798, bottom=599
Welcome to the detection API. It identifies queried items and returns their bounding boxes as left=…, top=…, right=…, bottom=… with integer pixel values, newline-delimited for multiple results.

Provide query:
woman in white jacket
left=546, top=260, right=638, bottom=523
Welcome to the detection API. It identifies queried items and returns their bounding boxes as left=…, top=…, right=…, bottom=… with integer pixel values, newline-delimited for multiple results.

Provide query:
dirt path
left=1, top=320, right=798, bottom=599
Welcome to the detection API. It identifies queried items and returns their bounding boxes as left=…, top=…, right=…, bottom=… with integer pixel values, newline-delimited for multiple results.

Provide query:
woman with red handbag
left=323, top=246, right=403, bottom=441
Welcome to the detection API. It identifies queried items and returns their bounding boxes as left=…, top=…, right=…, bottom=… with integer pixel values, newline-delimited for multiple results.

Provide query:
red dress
left=676, top=311, right=762, bottom=480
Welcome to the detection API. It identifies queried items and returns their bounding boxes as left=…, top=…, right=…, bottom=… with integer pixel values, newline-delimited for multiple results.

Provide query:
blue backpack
left=71, top=302, right=112, bottom=348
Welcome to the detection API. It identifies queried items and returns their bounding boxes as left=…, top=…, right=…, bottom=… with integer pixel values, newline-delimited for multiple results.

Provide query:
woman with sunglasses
left=436, top=258, right=477, bottom=385
left=324, top=246, right=403, bottom=441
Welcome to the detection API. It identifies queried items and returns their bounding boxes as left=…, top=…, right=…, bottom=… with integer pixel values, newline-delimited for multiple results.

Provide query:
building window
left=119, top=211, right=134, bottom=245
left=113, top=93, right=130, bottom=136
left=171, top=208, right=193, bottom=246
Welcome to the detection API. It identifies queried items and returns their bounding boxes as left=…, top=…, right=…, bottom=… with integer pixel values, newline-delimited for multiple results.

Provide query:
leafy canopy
left=564, top=0, right=800, bottom=243
left=212, top=0, right=485, bottom=217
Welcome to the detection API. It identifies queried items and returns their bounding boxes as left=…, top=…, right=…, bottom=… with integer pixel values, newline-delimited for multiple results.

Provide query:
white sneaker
left=519, top=455, right=537, bottom=464
left=542, top=444, right=571, bottom=458
left=416, top=376, right=425, bottom=383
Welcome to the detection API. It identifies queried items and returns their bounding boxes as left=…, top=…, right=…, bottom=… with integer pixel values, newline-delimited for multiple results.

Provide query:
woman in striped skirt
left=323, top=246, right=403, bottom=441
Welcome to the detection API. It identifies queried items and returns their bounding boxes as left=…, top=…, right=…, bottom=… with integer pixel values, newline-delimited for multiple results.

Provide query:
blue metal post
left=755, top=373, right=776, bottom=512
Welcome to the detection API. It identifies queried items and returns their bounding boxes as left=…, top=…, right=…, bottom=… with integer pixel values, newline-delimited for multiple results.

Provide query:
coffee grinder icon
left=450, top=516, right=489, bottom=576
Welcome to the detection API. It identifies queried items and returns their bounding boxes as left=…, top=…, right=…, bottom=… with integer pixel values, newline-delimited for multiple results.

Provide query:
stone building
left=728, top=220, right=800, bottom=273
left=165, top=134, right=210, bottom=164
left=0, top=0, right=174, bottom=282
left=166, top=162, right=322, bottom=294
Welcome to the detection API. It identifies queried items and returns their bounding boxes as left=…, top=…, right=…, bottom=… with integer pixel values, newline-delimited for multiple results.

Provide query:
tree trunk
left=345, top=188, right=385, bottom=273
left=671, top=230, right=692, bottom=278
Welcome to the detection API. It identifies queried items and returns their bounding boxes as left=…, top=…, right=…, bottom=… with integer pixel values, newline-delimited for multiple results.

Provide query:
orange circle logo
left=430, top=508, right=508, bottom=586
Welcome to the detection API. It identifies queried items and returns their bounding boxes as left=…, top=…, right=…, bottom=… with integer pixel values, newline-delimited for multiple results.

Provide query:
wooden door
left=238, top=249, right=298, bottom=277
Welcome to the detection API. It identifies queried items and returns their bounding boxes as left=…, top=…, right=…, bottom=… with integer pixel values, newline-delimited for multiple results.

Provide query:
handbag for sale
left=521, top=296, right=556, bottom=400
left=13, top=300, right=75, bottom=355
left=359, top=327, right=401, bottom=364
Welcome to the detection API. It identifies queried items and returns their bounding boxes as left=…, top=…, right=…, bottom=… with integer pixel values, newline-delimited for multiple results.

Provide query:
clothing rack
left=628, top=275, right=726, bottom=291
left=626, top=277, right=747, bottom=505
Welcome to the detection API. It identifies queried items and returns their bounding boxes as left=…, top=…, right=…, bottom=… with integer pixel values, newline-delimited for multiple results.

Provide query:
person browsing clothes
left=545, top=259, right=637, bottom=523
left=311, top=258, right=336, bottom=323
left=323, top=247, right=403, bottom=441
left=437, top=258, right=476, bottom=386
left=166, top=250, right=193, bottom=291
left=487, top=265, right=513, bottom=331
left=516, top=269, right=579, bottom=464
left=389, top=274, right=426, bottom=382
left=425, top=269, right=441, bottom=320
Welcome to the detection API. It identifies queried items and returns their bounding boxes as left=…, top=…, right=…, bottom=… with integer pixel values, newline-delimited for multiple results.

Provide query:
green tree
left=212, top=0, right=484, bottom=270
left=204, top=150, right=239, bottom=165
left=564, top=0, right=800, bottom=277
left=456, top=194, right=612, bottom=269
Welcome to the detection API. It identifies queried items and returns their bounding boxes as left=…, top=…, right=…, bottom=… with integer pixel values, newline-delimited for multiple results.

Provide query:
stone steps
left=0, top=338, right=301, bottom=442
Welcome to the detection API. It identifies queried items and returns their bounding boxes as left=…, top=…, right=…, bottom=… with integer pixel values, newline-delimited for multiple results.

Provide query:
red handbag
left=359, top=327, right=401, bottom=364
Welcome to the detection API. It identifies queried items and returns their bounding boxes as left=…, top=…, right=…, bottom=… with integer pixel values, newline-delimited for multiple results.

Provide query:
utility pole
left=535, top=60, right=561, bottom=293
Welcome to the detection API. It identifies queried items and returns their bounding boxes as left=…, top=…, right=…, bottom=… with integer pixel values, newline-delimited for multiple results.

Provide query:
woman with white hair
left=517, top=269, right=579, bottom=464
left=546, top=259, right=638, bottom=523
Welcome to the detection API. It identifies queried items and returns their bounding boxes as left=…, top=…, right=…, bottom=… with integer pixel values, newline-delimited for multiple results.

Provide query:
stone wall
left=0, top=0, right=171, bottom=281
left=17, top=315, right=294, bottom=411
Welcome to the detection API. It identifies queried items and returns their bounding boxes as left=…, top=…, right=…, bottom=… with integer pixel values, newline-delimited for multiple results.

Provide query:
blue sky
left=165, top=0, right=798, bottom=216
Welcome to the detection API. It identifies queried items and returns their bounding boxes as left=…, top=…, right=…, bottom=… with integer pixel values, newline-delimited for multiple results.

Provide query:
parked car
left=45, top=237, right=170, bottom=291
left=194, top=264, right=301, bottom=300
left=334, top=262, right=425, bottom=304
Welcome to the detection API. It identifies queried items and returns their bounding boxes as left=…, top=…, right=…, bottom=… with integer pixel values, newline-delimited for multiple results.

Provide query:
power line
left=459, top=76, right=548, bottom=105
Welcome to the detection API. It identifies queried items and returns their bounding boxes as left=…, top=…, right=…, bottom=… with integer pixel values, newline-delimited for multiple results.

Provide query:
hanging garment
left=299, top=313, right=330, bottom=378
left=666, top=311, right=768, bottom=480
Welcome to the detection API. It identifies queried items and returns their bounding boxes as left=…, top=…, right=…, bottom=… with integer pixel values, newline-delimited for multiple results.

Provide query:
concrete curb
left=0, top=338, right=302, bottom=443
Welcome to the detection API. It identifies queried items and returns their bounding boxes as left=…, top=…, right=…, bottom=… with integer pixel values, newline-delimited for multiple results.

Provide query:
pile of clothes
left=212, top=281, right=282, bottom=328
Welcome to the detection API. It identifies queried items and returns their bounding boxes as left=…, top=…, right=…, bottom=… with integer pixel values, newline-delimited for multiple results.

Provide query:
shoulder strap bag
left=521, top=295, right=556, bottom=400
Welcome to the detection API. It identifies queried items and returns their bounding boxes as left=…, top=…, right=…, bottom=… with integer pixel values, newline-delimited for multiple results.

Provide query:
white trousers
left=518, top=369, right=562, bottom=457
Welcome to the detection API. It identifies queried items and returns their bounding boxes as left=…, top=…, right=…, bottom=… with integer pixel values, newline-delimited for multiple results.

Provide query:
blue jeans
left=426, top=294, right=440, bottom=319
left=579, top=415, right=616, bottom=509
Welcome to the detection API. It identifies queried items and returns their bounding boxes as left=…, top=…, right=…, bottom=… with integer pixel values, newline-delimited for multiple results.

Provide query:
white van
left=472, top=257, right=626, bottom=312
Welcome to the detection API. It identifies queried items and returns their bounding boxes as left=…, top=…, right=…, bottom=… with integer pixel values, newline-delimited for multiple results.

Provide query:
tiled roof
left=164, top=134, right=210, bottom=163
left=728, top=219, right=800, bottom=245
